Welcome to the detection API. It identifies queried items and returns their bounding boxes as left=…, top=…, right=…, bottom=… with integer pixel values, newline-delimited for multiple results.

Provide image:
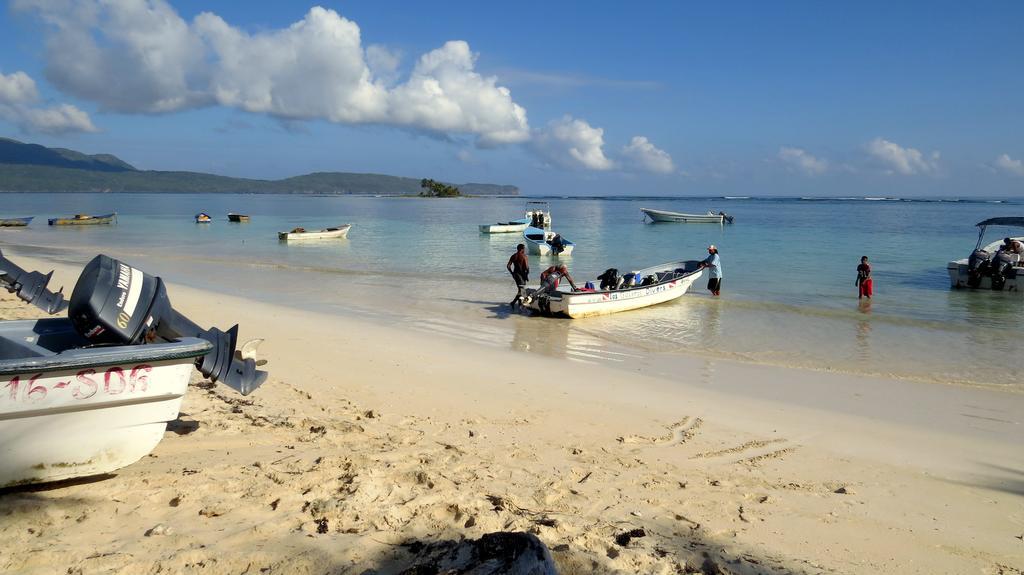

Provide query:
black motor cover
left=69, top=256, right=160, bottom=344
left=69, top=255, right=266, bottom=395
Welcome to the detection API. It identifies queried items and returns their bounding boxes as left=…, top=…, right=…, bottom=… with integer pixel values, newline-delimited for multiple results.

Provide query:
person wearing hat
left=698, top=245, right=722, bottom=296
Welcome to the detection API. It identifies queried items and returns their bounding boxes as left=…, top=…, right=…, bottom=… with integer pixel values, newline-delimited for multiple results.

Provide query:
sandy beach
left=2, top=253, right=1023, bottom=575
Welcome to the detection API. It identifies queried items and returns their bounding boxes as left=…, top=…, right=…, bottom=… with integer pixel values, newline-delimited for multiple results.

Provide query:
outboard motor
left=990, top=252, right=1013, bottom=291
left=967, top=249, right=991, bottom=288
left=0, top=248, right=67, bottom=314
left=67, top=255, right=266, bottom=395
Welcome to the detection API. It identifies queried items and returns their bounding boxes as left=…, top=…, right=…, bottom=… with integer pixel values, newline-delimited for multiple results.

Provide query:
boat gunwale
left=0, top=329, right=211, bottom=376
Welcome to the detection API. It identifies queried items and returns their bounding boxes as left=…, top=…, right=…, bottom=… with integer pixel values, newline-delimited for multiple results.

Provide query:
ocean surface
left=2, top=192, right=1022, bottom=389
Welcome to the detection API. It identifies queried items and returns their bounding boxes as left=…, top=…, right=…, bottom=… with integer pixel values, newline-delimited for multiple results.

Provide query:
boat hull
left=228, top=213, right=250, bottom=222
left=523, top=263, right=702, bottom=318
left=641, top=208, right=724, bottom=224
left=0, top=217, right=33, bottom=227
left=0, top=319, right=212, bottom=487
left=479, top=220, right=529, bottom=234
left=48, top=213, right=116, bottom=226
left=947, top=259, right=1022, bottom=293
left=523, top=227, right=574, bottom=256
left=279, top=224, right=351, bottom=241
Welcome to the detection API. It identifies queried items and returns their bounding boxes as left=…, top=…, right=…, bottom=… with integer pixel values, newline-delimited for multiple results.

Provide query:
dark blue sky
left=1, top=1, right=1021, bottom=196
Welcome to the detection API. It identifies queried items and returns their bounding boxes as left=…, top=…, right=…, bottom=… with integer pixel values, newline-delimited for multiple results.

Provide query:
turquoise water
left=1, top=192, right=1022, bottom=387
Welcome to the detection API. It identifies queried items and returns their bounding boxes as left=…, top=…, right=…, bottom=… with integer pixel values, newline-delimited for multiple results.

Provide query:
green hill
left=0, top=138, right=517, bottom=196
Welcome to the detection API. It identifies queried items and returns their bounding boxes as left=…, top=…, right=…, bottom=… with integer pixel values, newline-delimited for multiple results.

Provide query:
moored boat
left=0, top=217, right=33, bottom=227
left=521, top=260, right=703, bottom=318
left=48, top=213, right=116, bottom=226
left=278, top=224, right=352, bottom=241
left=479, top=218, right=530, bottom=234
left=524, top=226, right=575, bottom=256
left=228, top=213, right=250, bottom=222
left=947, top=217, right=1024, bottom=293
left=195, top=212, right=212, bottom=223
left=641, top=208, right=733, bottom=224
left=521, top=202, right=574, bottom=256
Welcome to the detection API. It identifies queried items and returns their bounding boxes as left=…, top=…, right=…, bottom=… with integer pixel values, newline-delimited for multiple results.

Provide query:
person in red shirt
left=856, top=256, right=873, bottom=299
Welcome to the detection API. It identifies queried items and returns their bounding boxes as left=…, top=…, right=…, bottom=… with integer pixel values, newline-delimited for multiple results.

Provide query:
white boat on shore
left=641, top=208, right=734, bottom=224
left=947, top=217, right=1024, bottom=293
left=278, top=224, right=352, bottom=241
left=521, top=260, right=703, bottom=318
left=0, top=319, right=213, bottom=487
left=0, top=250, right=268, bottom=487
left=479, top=218, right=530, bottom=234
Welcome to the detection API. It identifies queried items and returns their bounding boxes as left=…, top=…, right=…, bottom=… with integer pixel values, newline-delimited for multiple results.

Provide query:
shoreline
left=1, top=251, right=1022, bottom=573
left=3, top=238, right=1022, bottom=393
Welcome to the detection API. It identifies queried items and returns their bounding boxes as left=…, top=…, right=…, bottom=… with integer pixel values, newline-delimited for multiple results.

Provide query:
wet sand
left=1, top=254, right=1022, bottom=574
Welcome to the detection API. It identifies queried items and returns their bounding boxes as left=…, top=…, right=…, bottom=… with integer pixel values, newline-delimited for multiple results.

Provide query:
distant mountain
left=0, top=138, right=517, bottom=196
left=0, top=137, right=135, bottom=172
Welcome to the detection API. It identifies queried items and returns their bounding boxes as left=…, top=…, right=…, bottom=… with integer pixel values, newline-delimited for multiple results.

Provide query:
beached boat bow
left=0, top=250, right=269, bottom=486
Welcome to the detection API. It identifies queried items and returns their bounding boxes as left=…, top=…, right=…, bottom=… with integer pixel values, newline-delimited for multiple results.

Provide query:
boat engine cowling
left=68, top=255, right=267, bottom=395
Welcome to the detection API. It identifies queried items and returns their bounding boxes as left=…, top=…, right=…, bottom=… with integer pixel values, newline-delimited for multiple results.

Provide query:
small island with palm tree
left=419, top=178, right=462, bottom=197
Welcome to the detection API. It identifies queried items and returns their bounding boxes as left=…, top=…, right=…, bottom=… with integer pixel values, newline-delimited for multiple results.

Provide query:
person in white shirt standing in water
left=698, top=244, right=722, bottom=296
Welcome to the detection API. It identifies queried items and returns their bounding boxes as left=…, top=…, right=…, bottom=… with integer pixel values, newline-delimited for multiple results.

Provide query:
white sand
left=1, top=254, right=1022, bottom=574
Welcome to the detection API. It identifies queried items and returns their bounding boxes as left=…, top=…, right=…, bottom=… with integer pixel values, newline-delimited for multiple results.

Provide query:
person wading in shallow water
left=856, top=256, right=873, bottom=299
left=506, top=243, right=529, bottom=308
left=698, top=244, right=722, bottom=296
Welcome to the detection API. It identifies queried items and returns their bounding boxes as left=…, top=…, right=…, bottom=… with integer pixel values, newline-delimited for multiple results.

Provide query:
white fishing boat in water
left=278, top=224, right=351, bottom=241
left=479, top=218, right=530, bottom=234
left=522, top=202, right=574, bottom=256
left=0, top=250, right=267, bottom=487
left=947, top=217, right=1024, bottom=293
left=641, top=208, right=734, bottom=224
left=521, top=260, right=703, bottom=318
left=524, top=227, right=575, bottom=256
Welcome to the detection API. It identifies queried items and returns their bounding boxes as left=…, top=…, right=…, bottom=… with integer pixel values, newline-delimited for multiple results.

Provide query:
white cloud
left=621, top=136, right=674, bottom=174
left=0, top=71, right=39, bottom=104
left=866, top=137, right=940, bottom=175
left=532, top=116, right=614, bottom=171
left=778, top=146, right=828, bottom=175
left=0, top=70, right=97, bottom=133
left=993, top=153, right=1024, bottom=177
left=388, top=41, right=529, bottom=145
left=14, top=2, right=528, bottom=145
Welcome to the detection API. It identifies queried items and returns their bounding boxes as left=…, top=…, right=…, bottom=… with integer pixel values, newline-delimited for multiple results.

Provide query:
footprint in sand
left=690, top=438, right=798, bottom=465
left=618, top=416, right=704, bottom=446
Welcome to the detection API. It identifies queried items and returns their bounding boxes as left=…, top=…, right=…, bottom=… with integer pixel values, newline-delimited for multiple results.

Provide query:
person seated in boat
left=597, top=268, right=621, bottom=290
left=535, top=264, right=579, bottom=298
left=551, top=234, right=565, bottom=254
left=998, top=237, right=1023, bottom=255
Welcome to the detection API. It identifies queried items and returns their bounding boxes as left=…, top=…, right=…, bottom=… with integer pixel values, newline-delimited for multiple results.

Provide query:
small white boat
left=0, top=319, right=213, bottom=487
left=641, top=208, right=734, bottom=224
left=479, top=218, right=530, bottom=234
left=521, top=260, right=703, bottom=318
left=524, top=226, right=575, bottom=256
left=278, top=224, right=352, bottom=241
left=0, top=250, right=268, bottom=487
left=522, top=202, right=574, bottom=256
left=947, top=217, right=1024, bottom=293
